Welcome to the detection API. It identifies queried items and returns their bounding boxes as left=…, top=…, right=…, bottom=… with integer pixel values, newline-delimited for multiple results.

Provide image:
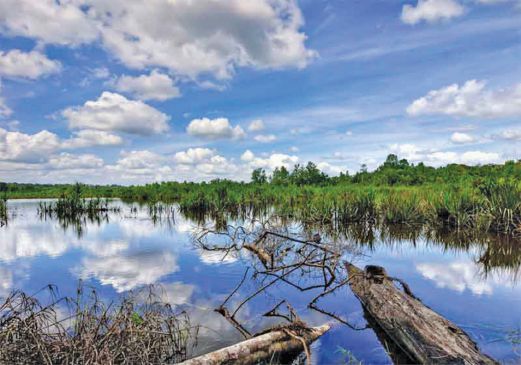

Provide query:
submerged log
left=179, top=324, right=330, bottom=365
left=345, top=262, right=497, bottom=364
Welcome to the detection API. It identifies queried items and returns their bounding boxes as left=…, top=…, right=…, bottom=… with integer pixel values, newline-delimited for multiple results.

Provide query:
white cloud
left=0, top=266, right=14, bottom=297
left=48, top=153, right=104, bottom=170
left=289, top=146, right=299, bottom=152
left=113, top=150, right=166, bottom=171
left=62, top=129, right=123, bottom=149
left=494, top=129, right=521, bottom=141
left=417, top=261, right=492, bottom=295
left=0, top=0, right=315, bottom=79
left=246, top=151, right=299, bottom=171
left=254, top=134, right=277, bottom=143
left=407, top=80, right=521, bottom=118
left=316, top=162, right=344, bottom=175
left=155, top=282, right=195, bottom=307
left=173, top=148, right=215, bottom=165
left=390, top=143, right=501, bottom=166
left=113, top=70, right=180, bottom=101
left=401, top=0, right=465, bottom=25
left=62, top=92, right=170, bottom=136
left=0, top=127, right=60, bottom=163
left=450, top=132, right=475, bottom=144
left=187, top=117, right=245, bottom=140
left=458, top=151, right=501, bottom=164
left=79, top=251, right=179, bottom=292
left=0, top=49, right=61, bottom=79
left=0, top=80, right=11, bottom=118
left=240, top=150, right=255, bottom=162
left=248, top=119, right=265, bottom=132
left=174, top=147, right=238, bottom=176
left=0, top=0, right=98, bottom=46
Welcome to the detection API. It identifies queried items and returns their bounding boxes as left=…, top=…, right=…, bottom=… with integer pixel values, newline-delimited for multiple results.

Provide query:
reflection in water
left=418, top=260, right=497, bottom=295
left=78, top=250, right=179, bottom=292
left=1, top=200, right=521, bottom=363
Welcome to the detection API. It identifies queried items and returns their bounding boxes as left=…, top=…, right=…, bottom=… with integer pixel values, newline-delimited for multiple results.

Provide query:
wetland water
left=1, top=199, right=520, bottom=364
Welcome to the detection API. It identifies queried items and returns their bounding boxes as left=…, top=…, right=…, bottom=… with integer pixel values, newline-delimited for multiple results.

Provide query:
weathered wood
left=346, top=262, right=497, bottom=365
left=179, top=324, right=330, bottom=365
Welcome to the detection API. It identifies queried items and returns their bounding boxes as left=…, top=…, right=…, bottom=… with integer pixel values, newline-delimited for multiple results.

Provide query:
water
left=1, top=199, right=520, bottom=364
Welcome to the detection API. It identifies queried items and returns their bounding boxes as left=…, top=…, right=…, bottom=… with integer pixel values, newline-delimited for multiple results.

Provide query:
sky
left=0, top=0, right=520, bottom=184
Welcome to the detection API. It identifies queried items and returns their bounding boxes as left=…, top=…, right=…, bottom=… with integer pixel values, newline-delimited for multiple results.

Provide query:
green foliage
left=251, top=168, right=268, bottom=184
left=2, top=156, right=521, bottom=235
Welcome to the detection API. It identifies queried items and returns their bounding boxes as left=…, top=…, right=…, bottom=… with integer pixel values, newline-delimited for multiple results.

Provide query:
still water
left=1, top=199, right=520, bottom=364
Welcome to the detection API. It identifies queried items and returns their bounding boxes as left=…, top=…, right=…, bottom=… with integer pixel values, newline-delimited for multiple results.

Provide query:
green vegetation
left=0, top=198, right=6, bottom=227
left=37, top=183, right=120, bottom=235
left=0, top=183, right=7, bottom=226
left=2, top=156, right=521, bottom=235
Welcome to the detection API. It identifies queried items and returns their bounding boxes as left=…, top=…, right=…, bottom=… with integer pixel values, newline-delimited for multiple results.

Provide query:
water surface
left=1, top=199, right=520, bottom=364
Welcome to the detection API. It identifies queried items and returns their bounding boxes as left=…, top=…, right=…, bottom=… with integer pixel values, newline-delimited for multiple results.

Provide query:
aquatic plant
left=0, top=197, right=7, bottom=227
left=0, top=283, right=197, bottom=364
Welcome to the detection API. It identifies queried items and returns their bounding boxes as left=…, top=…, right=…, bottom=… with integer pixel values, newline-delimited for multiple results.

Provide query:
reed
left=0, top=197, right=7, bottom=226
left=0, top=283, right=197, bottom=364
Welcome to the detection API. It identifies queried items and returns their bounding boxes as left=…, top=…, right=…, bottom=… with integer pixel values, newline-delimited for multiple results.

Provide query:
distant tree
left=251, top=168, right=267, bottom=184
left=271, top=166, right=290, bottom=185
left=383, top=154, right=399, bottom=168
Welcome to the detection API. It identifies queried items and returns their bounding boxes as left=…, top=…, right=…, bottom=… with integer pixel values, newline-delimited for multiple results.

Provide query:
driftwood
left=179, top=324, right=330, bottom=365
left=346, top=262, right=497, bottom=364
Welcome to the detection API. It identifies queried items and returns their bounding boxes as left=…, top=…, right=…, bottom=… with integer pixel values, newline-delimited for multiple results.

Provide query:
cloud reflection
left=417, top=260, right=494, bottom=295
left=78, top=251, right=179, bottom=292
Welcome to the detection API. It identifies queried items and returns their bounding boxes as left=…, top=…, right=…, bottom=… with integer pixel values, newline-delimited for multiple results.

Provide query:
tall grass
left=0, top=197, right=6, bottom=227
left=168, top=183, right=521, bottom=236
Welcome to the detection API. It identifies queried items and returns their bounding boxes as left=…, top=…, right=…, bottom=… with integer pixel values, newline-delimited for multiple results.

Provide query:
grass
left=0, top=197, right=6, bottom=227
left=2, top=169, right=521, bottom=237
left=0, top=283, right=197, bottom=364
left=168, top=182, right=521, bottom=236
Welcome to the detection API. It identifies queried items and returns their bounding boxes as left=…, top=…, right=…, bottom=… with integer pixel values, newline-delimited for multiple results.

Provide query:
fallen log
left=345, top=262, right=497, bottom=364
left=179, top=323, right=330, bottom=365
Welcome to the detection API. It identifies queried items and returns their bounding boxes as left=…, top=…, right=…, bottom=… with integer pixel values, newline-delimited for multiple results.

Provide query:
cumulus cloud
left=0, top=49, right=61, bottom=79
left=240, top=150, right=255, bottom=162
left=316, top=162, right=345, bottom=175
left=450, top=132, right=475, bottom=144
left=390, top=143, right=501, bottom=166
left=0, top=0, right=98, bottom=45
left=173, top=148, right=215, bottom=165
left=248, top=119, right=265, bottom=132
left=401, top=0, right=465, bottom=24
left=494, top=129, right=521, bottom=141
left=0, top=80, right=11, bottom=118
left=187, top=117, right=245, bottom=140
left=113, top=150, right=166, bottom=172
left=112, top=70, right=180, bottom=101
left=154, top=282, right=195, bottom=307
left=48, top=153, right=104, bottom=170
left=254, top=134, right=277, bottom=143
left=0, top=127, right=60, bottom=163
left=0, top=266, right=14, bottom=297
left=417, top=261, right=492, bottom=295
left=246, top=151, right=299, bottom=171
left=0, top=0, right=315, bottom=79
left=62, top=92, right=170, bottom=136
left=174, top=147, right=238, bottom=176
left=61, top=130, right=123, bottom=149
left=79, top=251, right=179, bottom=292
left=407, top=80, right=521, bottom=118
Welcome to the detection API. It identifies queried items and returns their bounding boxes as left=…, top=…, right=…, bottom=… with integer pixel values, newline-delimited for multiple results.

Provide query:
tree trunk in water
left=346, top=262, right=497, bottom=365
left=179, top=324, right=330, bottom=365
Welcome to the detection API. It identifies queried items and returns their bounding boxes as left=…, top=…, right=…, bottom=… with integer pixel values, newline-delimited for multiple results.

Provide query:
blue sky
left=0, top=0, right=520, bottom=184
